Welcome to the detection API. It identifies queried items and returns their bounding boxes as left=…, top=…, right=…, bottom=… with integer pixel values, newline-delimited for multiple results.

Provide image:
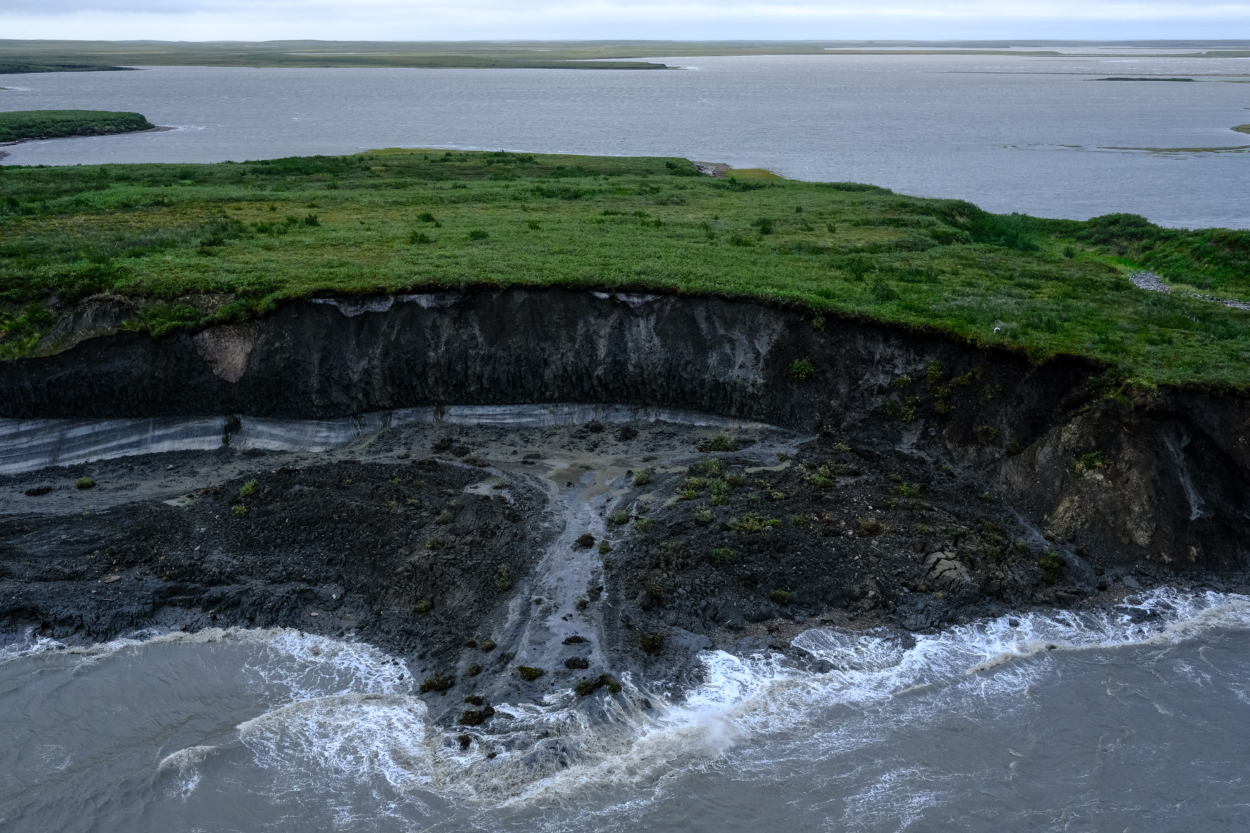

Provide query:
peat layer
left=2, top=289, right=1248, bottom=722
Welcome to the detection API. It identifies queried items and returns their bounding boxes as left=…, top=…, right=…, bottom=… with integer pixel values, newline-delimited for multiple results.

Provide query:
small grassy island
left=1, top=149, right=1248, bottom=387
left=0, top=110, right=155, bottom=143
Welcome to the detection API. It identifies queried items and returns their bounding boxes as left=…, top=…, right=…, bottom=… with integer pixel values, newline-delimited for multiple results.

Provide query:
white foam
left=17, top=589, right=1249, bottom=819
left=0, top=627, right=67, bottom=663
left=450, top=588, right=1250, bottom=808
left=238, top=693, right=434, bottom=794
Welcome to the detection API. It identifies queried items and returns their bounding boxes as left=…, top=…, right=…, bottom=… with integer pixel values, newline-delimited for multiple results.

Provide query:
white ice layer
left=0, top=404, right=768, bottom=474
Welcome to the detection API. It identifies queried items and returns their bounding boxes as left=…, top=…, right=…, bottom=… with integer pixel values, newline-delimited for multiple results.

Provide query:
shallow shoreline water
left=2, top=587, right=1248, bottom=831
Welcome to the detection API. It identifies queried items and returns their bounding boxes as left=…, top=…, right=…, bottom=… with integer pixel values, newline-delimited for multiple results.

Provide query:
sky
left=2, top=0, right=1249, bottom=42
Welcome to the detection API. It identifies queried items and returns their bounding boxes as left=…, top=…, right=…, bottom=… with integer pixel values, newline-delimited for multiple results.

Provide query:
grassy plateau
left=0, top=149, right=1248, bottom=388
left=0, top=110, right=155, bottom=143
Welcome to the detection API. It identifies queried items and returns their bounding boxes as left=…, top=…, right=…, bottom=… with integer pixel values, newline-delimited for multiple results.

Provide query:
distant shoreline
left=0, top=124, right=172, bottom=162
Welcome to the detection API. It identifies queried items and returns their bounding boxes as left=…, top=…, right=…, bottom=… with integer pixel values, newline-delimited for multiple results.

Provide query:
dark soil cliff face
left=2, top=289, right=1249, bottom=718
left=3, top=288, right=1247, bottom=572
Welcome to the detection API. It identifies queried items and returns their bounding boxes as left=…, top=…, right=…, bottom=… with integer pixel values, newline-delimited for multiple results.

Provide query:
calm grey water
left=2, top=589, right=1248, bottom=832
left=1, top=54, right=1249, bottom=227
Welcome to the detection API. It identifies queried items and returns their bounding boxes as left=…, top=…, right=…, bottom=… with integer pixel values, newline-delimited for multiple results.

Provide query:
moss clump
left=710, top=547, right=736, bottom=566
left=574, top=532, right=596, bottom=548
left=574, top=674, right=622, bottom=696
left=239, top=479, right=259, bottom=498
left=517, top=666, right=545, bottom=682
left=458, top=705, right=495, bottom=725
left=419, top=675, right=453, bottom=694
left=412, top=599, right=433, bottom=614
left=232, top=504, right=249, bottom=517
left=1073, top=451, right=1105, bottom=472
left=639, top=631, right=666, bottom=655
left=607, top=509, right=631, bottom=525
left=480, top=639, right=496, bottom=652
left=808, top=467, right=834, bottom=489
left=728, top=514, right=781, bottom=533
left=493, top=563, right=513, bottom=591
left=1039, top=551, right=1066, bottom=585
left=770, top=589, right=790, bottom=605
left=75, top=477, right=95, bottom=489
left=597, top=540, right=612, bottom=554
left=634, top=517, right=653, bottom=533
left=856, top=516, right=887, bottom=536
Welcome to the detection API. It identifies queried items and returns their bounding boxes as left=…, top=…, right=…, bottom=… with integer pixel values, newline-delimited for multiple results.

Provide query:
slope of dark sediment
left=2, top=288, right=1249, bottom=719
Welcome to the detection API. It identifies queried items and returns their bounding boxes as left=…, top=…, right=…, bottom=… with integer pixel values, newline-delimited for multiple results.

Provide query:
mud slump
left=2, top=289, right=1250, bottom=827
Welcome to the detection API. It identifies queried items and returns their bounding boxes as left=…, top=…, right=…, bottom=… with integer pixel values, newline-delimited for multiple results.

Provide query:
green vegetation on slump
left=0, top=110, right=155, bottom=143
left=1, top=148, right=1248, bottom=389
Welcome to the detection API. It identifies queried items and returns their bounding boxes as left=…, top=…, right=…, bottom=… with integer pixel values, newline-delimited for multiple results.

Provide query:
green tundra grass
left=1, top=148, right=1248, bottom=388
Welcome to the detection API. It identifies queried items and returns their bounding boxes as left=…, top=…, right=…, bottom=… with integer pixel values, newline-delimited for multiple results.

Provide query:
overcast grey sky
left=2, top=0, right=1248, bottom=42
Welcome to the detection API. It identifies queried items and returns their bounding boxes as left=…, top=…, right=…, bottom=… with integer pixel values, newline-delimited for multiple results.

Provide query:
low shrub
left=702, top=433, right=738, bottom=453
left=517, top=666, right=545, bottom=682
left=75, top=477, right=95, bottom=490
left=693, top=459, right=722, bottom=477
left=790, top=358, right=817, bottom=380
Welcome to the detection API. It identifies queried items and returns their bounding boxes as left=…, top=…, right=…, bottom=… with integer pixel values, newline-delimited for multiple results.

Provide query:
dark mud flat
left=3, top=289, right=1250, bottom=727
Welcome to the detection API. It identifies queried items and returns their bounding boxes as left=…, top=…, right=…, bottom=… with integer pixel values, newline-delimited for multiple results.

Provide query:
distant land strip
left=0, top=110, right=155, bottom=144
left=2, top=40, right=1250, bottom=72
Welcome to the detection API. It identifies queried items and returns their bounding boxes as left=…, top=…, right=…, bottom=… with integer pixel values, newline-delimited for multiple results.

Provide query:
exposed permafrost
left=0, top=404, right=771, bottom=476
